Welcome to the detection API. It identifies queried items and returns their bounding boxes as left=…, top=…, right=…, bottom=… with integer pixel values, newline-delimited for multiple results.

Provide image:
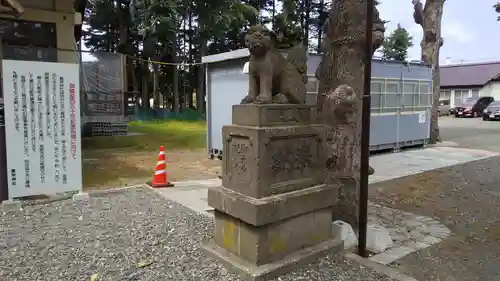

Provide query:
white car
left=438, top=99, right=451, bottom=116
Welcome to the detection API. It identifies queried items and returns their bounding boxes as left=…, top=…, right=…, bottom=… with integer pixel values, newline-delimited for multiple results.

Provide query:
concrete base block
left=202, top=237, right=343, bottom=281
left=332, top=220, right=357, bottom=249
left=72, top=192, right=90, bottom=202
left=213, top=208, right=336, bottom=265
left=1, top=199, right=22, bottom=211
left=367, top=224, right=393, bottom=253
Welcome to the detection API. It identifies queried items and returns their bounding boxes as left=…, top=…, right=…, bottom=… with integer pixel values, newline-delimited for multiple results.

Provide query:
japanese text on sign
left=2, top=60, right=82, bottom=198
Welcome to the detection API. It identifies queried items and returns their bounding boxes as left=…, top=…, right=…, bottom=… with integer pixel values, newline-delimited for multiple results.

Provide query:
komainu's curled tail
left=286, top=43, right=308, bottom=85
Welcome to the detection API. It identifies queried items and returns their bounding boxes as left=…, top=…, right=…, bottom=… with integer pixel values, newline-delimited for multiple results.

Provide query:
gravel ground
left=369, top=156, right=500, bottom=281
left=0, top=187, right=397, bottom=281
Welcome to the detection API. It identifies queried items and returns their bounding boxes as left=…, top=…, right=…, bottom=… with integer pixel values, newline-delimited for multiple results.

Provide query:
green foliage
left=273, top=0, right=303, bottom=49
left=138, top=0, right=180, bottom=39
left=83, top=0, right=122, bottom=52
left=380, top=24, right=413, bottom=62
left=206, top=1, right=260, bottom=53
left=494, top=3, right=500, bottom=20
left=82, top=0, right=330, bottom=113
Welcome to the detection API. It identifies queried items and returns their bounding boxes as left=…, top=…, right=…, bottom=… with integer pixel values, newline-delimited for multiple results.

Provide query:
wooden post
left=120, top=53, right=126, bottom=116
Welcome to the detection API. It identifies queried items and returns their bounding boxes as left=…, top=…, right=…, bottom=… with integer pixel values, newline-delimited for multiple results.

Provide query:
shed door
left=208, top=68, right=248, bottom=151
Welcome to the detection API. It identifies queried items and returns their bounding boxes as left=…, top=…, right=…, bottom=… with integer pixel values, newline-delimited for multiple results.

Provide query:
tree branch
left=494, top=3, right=500, bottom=20
left=372, top=4, right=385, bottom=51
left=412, top=0, right=424, bottom=26
left=495, top=3, right=500, bottom=13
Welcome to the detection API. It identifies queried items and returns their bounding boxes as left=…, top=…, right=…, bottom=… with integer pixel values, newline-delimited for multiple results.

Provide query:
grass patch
left=82, top=120, right=207, bottom=189
left=82, top=120, right=207, bottom=151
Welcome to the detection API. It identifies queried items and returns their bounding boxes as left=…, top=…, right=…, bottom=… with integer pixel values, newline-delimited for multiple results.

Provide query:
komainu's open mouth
left=249, top=43, right=267, bottom=55
left=251, top=42, right=265, bottom=48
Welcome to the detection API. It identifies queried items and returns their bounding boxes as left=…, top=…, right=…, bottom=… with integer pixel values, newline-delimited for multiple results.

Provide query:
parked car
left=482, top=101, right=500, bottom=120
left=454, top=96, right=494, bottom=118
left=449, top=107, right=457, bottom=115
left=438, top=99, right=451, bottom=116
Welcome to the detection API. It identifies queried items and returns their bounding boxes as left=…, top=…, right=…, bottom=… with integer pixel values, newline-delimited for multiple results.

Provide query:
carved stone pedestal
left=202, top=104, right=343, bottom=280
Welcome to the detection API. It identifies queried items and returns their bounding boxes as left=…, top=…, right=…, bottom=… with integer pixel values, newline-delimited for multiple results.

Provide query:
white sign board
left=418, top=112, right=426, bottom=123
left=2, top=60, right=82, bottom=198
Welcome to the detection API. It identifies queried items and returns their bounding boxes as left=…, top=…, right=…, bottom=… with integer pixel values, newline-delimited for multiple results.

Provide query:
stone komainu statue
left=321, top=85, right=359, bottom=179
left=240, top=24, right=307, bottom=104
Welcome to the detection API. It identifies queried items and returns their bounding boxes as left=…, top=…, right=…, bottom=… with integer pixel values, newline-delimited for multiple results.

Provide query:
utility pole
left=358, top=0, right=374, bottom=258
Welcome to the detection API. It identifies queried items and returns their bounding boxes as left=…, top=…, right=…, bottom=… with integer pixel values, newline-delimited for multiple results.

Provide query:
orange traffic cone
left=150, top=145, right=174, bottom=188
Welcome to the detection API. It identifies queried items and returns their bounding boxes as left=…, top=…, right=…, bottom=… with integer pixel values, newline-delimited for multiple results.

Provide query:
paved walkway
left=368, top=146, right=498, bottom=183
left=158, top=146, right=498, bottom=216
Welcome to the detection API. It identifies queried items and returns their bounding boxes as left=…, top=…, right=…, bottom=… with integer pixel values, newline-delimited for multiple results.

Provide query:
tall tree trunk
left=141, top=63, right=149, bottom=109
left=152, top=45, right=169, bottom=109
left=413, top=0, right=445, bottom=144
left=304, top=0, right=310, bottom=49
left=197, top=29, right=207, bottom=114
left=116, top=0, right=133, bottom=93
left=132, top=62, right=139, bottom=92
left=317, top=0, right=324, bottom=53
left=272, top=0, right=276, bottom=28
left=173, top=43, right=180, bottom=114
left=300, top=0, right=305, bottom=31
left=152, top=63, right=160, bottom=109
left=140, top=0, right=152, bottom=109
left=316, top=0, right=385, bottom=229
left=187, top=12, right=194, bottom=109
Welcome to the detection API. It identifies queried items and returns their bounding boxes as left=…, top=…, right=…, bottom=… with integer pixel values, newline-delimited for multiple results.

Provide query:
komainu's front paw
left=272, top=94, right=289, bottom=104
left=254, top=95, right=273, bottom=104
left=240, top=95, right=255, bottom=104
left=368, top=165, right=375, bottom=175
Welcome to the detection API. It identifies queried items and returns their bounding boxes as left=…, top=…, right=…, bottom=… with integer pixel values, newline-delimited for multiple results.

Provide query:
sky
left=378, top=0, right=500, bottom=64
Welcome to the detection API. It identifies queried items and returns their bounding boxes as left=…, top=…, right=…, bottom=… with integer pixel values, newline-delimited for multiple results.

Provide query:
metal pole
left=0, top=37, right=8, bottom=202
left=358, top=0, right=374, bottom=257
left=0, top=97, right=7, bottom=202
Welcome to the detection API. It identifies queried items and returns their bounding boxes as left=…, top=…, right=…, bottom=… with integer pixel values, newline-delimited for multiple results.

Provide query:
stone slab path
left=368, top=146, right=498, bottom=183
left=367, top=203, right=451, bottom=265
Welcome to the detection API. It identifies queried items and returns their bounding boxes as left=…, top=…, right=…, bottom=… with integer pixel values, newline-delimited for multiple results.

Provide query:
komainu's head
left=319, top=85, right=358, bottom=125
left=245, top=24, right=275, bottom=57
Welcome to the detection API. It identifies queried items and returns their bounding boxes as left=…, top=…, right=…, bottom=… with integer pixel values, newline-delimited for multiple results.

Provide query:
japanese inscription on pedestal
left=265, top=107, right=311, bottom=125
left=227, top=136, right=251, bottom=185
left=3, top=60, right=82, bottom=198
left=267, top=109, right=296, bottom=123
left=268, top=137, right=316, bottom=183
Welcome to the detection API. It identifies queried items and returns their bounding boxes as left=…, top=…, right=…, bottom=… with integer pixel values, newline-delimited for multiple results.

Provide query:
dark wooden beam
left=74, top=0, right=87, bottom=42
left=3, top=0, right=23, bottom=15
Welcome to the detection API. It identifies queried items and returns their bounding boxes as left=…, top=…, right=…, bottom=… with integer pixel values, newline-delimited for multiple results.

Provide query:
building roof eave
left=74, top=0, right=87, bottom=42
left=0, top=0, right=24, bottom=16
